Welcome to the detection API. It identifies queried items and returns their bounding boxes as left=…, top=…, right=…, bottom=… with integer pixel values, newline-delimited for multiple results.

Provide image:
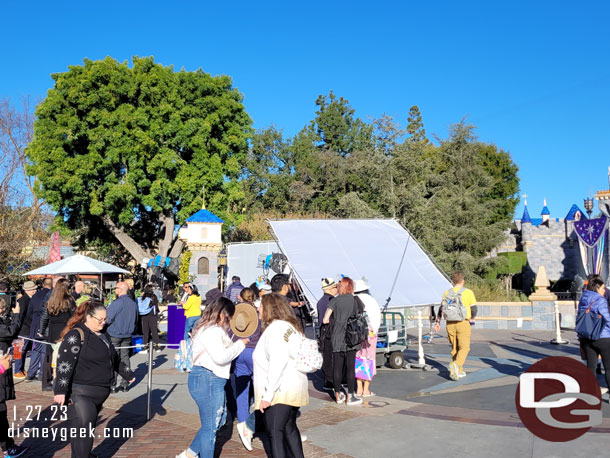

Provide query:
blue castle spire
left=541, top=198, right=550, bottom=216
left=521, top=194, right=532, bottom=223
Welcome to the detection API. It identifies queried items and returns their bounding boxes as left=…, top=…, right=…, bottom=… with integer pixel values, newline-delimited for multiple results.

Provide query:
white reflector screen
left=268, top=219, right=451, bottom=309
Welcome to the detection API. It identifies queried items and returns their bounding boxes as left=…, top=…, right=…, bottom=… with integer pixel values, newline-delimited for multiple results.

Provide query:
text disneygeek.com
left=8, top=424, right=134, bottom=442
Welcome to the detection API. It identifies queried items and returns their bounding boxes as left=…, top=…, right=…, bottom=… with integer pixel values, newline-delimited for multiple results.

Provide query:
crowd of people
left=174, top=273, right=383, bottom=458
left=0, top=277, right=162, bottom=457
left=0, top=265, right=608, bottom=458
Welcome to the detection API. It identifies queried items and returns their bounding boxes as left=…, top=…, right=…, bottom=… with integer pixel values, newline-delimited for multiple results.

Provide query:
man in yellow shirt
left=435, top=271, right=477, bottom=381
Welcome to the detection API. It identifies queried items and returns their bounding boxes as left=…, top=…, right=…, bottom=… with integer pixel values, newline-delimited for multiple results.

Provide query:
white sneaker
left=301, top=434, right=307, bottom=442
left=140, top=349, right=148, bottom=355
left=236, top=421, right=253, bottom=451
left=601, top=387, right=609, bottom=395
left=155, top=348, right=162, bottom=353
left=336, top=391, right=346, bottom=404
left=449, top=362, right=459, bottom=381
left=458, top=371, right=467, bottom=379
left=176, top=451, right=195, bottom=458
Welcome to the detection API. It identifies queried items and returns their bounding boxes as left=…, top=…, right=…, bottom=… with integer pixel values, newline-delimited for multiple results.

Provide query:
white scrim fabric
left=23, top=254, right=130, bottom=275
left=268, top=219, right=451, bottom=309
left=226, top=241, right=280, bottom=285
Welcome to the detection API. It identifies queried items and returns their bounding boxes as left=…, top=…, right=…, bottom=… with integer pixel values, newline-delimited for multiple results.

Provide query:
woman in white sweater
left=176, top=298, right=248, bottom=458
left=354, top=281, right=382, bottom=397
left=253, top=293, right=309, bottom=458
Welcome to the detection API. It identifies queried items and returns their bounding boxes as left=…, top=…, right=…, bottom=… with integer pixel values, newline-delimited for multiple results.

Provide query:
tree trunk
left=169, top=238, right=185, bottom=258
left=157, top=212, right=175, bottom=258
left=103, top=216, right=152, bottom=262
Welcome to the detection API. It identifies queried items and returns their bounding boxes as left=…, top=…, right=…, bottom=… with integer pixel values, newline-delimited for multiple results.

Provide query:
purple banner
left=574, top=215, right=608, bottom=247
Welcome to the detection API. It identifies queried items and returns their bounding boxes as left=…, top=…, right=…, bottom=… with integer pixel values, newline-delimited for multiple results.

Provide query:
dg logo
left=515, top=356, right=603, bottom=442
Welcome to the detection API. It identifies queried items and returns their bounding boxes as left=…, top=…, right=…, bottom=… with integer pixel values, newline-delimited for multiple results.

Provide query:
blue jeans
left=184, top=316, right=200, bottom=341
left=188, top=366, right=227, bottom=458
left=27, top=341, right=46, bottom=379
left=234, top=347, right=256, bottom=430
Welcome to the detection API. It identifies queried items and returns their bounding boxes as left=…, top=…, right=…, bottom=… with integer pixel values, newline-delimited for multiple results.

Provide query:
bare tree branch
left=103, top=216, right=152, bottom=262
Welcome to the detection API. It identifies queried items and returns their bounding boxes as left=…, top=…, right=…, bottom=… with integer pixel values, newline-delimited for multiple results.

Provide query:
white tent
left=23, top=254, right=129, bottom=276
left=268, top=219, right=451, bottom=309
left=226, top=241, right=280, bottom=285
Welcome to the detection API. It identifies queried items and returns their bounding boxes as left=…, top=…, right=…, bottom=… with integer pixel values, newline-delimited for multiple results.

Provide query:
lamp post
left=584, top=197, right=594, bottom=218
left=218, top=249, right=227, bottom=292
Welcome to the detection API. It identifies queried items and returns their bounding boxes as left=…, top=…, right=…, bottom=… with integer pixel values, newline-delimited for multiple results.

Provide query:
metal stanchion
left=404, top=310, right=433, bottom=371
left=417, top=311, right=425, bottom=365
left=550, top=301, right=570, bottom=345
left=147, top=341, right=154, bottom=421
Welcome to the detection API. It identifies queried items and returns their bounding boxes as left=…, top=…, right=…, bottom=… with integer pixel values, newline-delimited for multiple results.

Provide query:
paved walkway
left=9, top=329, right=610, bottom=457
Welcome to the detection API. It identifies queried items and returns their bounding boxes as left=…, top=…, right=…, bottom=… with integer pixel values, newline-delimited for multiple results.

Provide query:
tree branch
left=168, top=238, right=184, bottom=258
left=157, top=212, right=175, bottom=258
left=103, top=216, right=152, bottom=262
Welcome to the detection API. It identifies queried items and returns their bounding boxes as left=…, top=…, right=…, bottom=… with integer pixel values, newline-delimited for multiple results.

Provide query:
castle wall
left=521, top=218, right=584, bottom=284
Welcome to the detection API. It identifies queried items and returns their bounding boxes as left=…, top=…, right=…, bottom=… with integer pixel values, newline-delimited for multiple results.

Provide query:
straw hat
left=321, top=277, right=336, bottom=290
left=230, top=303, right=259, bottom=338
left=22, top=281, right=37, bottom=291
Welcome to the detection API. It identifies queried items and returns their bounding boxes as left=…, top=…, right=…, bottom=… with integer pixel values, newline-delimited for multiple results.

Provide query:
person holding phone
left=0, top=296, right=29, bottom=457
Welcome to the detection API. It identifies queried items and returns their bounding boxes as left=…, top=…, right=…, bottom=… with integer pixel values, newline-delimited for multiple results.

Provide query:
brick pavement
left=11, top=383, right=360, bottom=458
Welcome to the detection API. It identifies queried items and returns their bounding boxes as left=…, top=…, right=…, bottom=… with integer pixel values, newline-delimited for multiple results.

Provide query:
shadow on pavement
left=93, top=387, right=171, bottom=456
left=20, top=405, right=71, bottom=456
left=130, top=354, right=169, bottom=388
left=492, top=341, right=579, bottom=362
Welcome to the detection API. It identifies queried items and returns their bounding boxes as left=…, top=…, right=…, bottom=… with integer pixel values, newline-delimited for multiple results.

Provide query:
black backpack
left=345, top=296, right=369, bottom=348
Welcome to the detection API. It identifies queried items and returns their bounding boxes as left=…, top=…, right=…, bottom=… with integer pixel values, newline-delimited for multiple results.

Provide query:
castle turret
left=541, top=198, right=550, bottom=223
left=178, top=208, right=224, bottom=290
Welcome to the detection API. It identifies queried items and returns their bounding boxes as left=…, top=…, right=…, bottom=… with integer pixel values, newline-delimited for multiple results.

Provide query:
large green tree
left=291, top=92, right=374, bottom=213
left=27, top=56, right=252, bottom=262
left=394, top=121, right=519, bottom=276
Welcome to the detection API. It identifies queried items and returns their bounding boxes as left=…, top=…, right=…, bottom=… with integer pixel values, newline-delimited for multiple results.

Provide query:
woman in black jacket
left=39, top=278, right=75, bottom=390
left=53, top=300, right=134, bottom=458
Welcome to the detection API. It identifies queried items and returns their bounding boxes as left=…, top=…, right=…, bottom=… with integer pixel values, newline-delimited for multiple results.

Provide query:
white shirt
left=253, top=320, right=308, bottom=407
left=356, top=292, right=382, bottom=333
left=192, top=325, right=245, bottom=379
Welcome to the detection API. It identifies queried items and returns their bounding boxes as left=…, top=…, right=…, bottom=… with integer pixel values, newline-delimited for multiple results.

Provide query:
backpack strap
left=74, top=327, right=85, bottom=344
left=354, top=296, right=365, bottom=314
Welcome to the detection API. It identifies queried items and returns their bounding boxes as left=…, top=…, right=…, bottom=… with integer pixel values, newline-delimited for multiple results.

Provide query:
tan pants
left=446, top=320, right=471, bottom=371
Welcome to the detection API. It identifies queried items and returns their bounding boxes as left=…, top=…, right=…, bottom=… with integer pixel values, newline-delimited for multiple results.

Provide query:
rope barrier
left=17, top=336, right=178, bottom=350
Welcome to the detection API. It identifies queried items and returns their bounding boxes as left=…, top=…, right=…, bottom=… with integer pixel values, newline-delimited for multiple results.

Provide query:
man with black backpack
left=435, top=272, right=477, bottom=381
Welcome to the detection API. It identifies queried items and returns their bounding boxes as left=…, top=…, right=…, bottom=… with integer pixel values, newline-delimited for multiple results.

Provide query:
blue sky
left=3, top=0, right=610, bottom=219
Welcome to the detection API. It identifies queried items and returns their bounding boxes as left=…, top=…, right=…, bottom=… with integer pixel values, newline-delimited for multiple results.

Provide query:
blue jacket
left=137, top=297, right=155, bottom=315
left=225, top=282, right=244, bottom=303
left=106, top=295, right=138, bottom=338
left=577, top=289, right=610, bottom=339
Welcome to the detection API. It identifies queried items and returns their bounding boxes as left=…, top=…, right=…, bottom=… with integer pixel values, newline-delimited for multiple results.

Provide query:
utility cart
left=376, top=310, right=408, bottom=368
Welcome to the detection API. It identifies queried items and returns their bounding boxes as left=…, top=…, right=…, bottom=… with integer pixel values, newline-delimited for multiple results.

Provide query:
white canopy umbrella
left=23, top=254, right=129, bottom=276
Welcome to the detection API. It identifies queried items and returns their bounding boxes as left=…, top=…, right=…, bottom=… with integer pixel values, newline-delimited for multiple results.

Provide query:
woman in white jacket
left=253, top=293, right=309, bottom=458
left=354, top=281, right=382, bottom=397
left=176, top=298, right=248, bottom=458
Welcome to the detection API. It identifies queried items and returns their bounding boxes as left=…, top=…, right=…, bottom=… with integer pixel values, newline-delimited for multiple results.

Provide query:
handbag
left=575, top=305, right=604, bottom=340
left=296, top=335, right=323, bottom=373
left=355, top=356, right=375, bottom=381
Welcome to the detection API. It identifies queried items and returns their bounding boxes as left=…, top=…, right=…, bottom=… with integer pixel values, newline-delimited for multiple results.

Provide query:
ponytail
left=60, top=300, right=105, bottom=339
